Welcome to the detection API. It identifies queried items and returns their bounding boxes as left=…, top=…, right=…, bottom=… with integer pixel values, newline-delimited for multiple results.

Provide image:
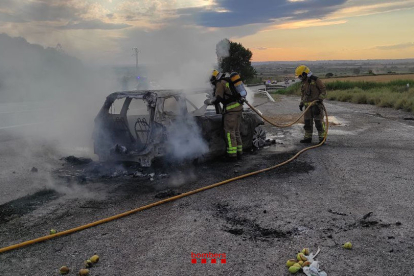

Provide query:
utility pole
left=132, top=47, right=139, bottom=75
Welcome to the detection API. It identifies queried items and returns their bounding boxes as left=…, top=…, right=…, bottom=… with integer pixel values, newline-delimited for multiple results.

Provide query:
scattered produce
left=343, top=242, right=352, bottom=249
left=59, top=266, right=70, bottom=275
left=90, top=254, right=100, bottom=263
left=286, top=259, right=296, bottom=267
left=79, top=268, right=89, bottom=276
left=84, top=259, right=93, bottom=268
left=289, top=265, right=301, bottom=274
left=303, top=261, right=311, bottom=267
left=297, top=253, right=307, bottom=262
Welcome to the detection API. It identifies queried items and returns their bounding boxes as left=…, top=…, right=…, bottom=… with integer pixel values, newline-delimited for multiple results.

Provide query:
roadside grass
left=273, top=82, right=301, bottom=95
left=271, top=79, right=414, bottom=113
left=328, top=87, right=414, bottom=112
left=325, top=80, right=414, bottom=91
left=323, top=74, right=414, bottom=83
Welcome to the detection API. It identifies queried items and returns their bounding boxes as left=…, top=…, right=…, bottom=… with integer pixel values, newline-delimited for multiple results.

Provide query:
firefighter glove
left=299, top=103, right=304, bottom=111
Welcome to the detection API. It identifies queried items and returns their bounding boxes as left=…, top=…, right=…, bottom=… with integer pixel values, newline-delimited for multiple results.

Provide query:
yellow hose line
left=0, top=103, right=328, bottom=255
left=246, top=100, right=315, bottom=128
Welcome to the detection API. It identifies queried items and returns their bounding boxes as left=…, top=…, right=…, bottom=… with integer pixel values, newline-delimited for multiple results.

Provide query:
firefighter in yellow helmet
left=205, top=70, right=243, bottom=160
left=295, top=65, right=327, bottom=143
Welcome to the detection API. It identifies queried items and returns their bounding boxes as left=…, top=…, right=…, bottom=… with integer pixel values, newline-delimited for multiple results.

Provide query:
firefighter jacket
left=300, top=76, right=326, bottom=105
left=213, top=80, right=242, bottom=113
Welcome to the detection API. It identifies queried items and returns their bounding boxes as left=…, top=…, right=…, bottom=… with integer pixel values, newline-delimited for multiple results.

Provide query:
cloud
left=375, top=42, right=414, bottom=50
left=20, top=1, right=84, bottom=22
left=273, top=19, right=347, bottom=29
left=178, top=0, right=347, bottom=28
left=0, top=12, right=26, bottom=23
left=0, top=0, right=109, bottom=23
left=331, top=0, right=414, bottom=19
left=115, top=1, right=168, bottom=22
left=59, top=19, right=131, bottom=30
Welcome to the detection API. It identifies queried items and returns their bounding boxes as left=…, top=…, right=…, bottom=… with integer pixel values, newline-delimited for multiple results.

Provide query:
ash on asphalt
left=0, top=189, right=59, bottom=223
left=215, top=203, right=294, bottom=242
left=0, top=143, right=313, bottom=228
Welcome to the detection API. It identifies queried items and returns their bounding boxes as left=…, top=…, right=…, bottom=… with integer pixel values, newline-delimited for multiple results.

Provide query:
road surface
left=1, top=92, right=414, bottom=275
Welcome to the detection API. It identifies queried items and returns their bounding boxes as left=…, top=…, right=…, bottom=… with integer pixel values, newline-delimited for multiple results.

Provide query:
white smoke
left=216, top=39, right=231, bottom=60
left=0, top=22, right=252, bottom=200
left=166, top=116, right=208, bottom=161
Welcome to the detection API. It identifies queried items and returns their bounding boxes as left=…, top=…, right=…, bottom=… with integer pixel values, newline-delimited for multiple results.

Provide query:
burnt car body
left=93, top=90, right=265, bottom=167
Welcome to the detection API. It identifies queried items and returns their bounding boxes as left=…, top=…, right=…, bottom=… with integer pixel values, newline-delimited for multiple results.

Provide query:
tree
left=217, top=39, right=256, bottom=82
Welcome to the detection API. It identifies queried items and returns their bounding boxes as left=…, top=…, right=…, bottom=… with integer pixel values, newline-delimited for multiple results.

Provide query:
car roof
left=107, top=90, right=183, bottom=101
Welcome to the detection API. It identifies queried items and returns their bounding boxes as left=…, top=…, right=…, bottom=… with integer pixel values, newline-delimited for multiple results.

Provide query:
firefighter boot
left=225, top=155, right=238, bottom=162
left=300, top=137, right=312, bottom=143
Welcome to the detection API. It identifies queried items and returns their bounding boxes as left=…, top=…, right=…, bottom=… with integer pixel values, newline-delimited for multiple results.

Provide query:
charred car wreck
left=93, top=90, right=265, bottom=167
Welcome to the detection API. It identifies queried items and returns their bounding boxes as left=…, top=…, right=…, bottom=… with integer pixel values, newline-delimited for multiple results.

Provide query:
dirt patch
left=322, top=212, right=402, bottom=235
left=215, top=203, right=293, bottom=242
left=265, top=114, right=305, bottom=125
left=61, top=156, right=93, bottom=165
left=155, top=189, right=181, bottom=199
left=0, top=189, right=59, bottom=223
left=256, top=152, right=315, bottom=175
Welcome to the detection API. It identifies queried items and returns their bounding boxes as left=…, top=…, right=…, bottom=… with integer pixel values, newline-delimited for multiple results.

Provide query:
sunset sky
left=1, top=0, right=413, bottom=65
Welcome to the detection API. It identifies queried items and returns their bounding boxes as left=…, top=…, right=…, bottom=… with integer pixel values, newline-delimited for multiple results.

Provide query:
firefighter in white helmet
left=295, top=65, right=327, bottom=143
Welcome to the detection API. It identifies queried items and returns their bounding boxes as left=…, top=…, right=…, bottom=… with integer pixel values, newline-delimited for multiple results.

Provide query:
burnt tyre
left=252, top=126, right=266, bottom=148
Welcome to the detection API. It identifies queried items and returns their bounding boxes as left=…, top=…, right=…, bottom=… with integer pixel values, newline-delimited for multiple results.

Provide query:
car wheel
left=252, top=126, right=266, bottom=148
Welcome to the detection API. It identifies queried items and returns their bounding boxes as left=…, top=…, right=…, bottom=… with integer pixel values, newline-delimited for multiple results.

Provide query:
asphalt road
left=1, top=92, right=414, bottom=275
left=0, top=101, right=60, bottom=206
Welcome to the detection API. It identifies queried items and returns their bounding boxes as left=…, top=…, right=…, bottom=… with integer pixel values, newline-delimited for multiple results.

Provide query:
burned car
left=93, top=90, right=266, bottom=167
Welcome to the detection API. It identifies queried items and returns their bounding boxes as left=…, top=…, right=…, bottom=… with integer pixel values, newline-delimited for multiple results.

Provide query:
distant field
left=323, top=74, right=414, bottom=83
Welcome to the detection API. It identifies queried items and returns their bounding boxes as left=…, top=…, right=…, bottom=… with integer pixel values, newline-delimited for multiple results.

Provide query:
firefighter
left=295, top=65, right=327, bottom=143
left=205, top=70, right=243, bottom=160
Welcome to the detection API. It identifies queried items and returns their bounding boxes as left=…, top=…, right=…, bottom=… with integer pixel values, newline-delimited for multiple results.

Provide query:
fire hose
left=0, top=101, right=328, bottom=254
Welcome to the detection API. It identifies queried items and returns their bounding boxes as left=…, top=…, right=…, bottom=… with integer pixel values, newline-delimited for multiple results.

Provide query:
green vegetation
left=271, top=80, right=414, bottom=112
left=325, top=80, right=414, bottom=112
left=273, top=82, right=301, bottom=95
left=245, top=77, right=263, bottom=85
left=325, top=80, right=414, bottom=90
left=328, top=86, right=414, bottom=112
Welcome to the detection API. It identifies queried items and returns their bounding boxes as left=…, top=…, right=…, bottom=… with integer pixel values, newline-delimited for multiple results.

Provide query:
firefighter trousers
left=303, top=104, right=326, bottom=140
left=223, top=111, right=243, bottom=157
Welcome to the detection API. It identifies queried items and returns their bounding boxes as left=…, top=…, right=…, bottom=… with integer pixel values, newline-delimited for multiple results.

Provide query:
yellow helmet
left=210, top=69, right=223, bottom=84
left=295, top=65, right=310, bottom=77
